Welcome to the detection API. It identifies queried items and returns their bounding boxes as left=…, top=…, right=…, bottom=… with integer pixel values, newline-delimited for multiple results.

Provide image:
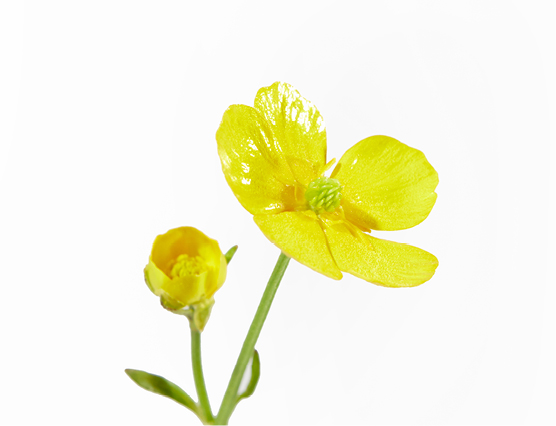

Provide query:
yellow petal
left=150, top=227, right=220, bottom=275
left=205, top=253, right=227, bottom=299
left=332, top=135, right=438, bottom=231
left=321, top=217, right=438, bottom=287
left=253, top=211, right=342, bottom=280
left=145, top=256, right=207, bottom=308
left=216, top=104, right=303, bottom=214
left=255, top=82, right=327, bottom=186
left=161, top=273, right=208, bottom=307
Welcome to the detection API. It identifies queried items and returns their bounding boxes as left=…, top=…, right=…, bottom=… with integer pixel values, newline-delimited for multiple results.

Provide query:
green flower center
left=170, top=254, right=208, bottom=278
left=305, top=176, right=342, bottom=214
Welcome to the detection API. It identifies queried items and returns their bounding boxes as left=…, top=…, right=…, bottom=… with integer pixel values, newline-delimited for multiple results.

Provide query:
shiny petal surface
left=217, top=104, right=302, bottom=215
left=322, top=218, right=438, bottom=287
left=254, top=211, right=342, bottom=280
left=255, top=82, right=327, bottom=186
left=332, top=135, right=438, bottom=231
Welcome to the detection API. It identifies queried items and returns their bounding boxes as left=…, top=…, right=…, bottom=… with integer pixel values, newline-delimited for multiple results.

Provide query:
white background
left=0, top=1, right=554, bottom=425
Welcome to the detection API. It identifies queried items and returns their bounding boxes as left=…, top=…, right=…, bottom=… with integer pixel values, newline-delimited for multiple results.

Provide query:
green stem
left=191, top=327, right=214, bottom=424
left=216, top=252, right=291, bottom=425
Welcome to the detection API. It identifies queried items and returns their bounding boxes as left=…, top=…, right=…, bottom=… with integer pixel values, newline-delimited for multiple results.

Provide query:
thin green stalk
left=191, top=328, right=214, bottom=425
left=216, top=252, right=291, bottom=425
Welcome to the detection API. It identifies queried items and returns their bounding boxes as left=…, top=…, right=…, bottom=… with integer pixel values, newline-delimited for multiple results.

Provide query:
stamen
left=169, top=254, right=208, bottom=278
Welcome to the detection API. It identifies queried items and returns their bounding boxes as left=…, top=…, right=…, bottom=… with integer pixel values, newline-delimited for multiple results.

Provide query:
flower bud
left=144, top=227, right=227, bottom=328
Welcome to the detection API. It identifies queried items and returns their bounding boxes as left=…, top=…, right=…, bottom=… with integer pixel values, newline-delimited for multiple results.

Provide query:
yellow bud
left=144, top=227, right=227, bottom=314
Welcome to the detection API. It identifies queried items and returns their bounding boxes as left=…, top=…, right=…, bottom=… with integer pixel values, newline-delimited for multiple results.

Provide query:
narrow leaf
left=125, top=369, right=197, bottom=413
left=236, top=349, right=261, bottom=403
left=224, top=245, right=238, bottom=264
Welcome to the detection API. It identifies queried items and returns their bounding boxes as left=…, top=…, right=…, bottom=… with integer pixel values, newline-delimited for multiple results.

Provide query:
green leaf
left=125, top=369, right=197, bottom=413
left=236, top=349, right=261, bottom=403
left=224, top=245, right=238, bottom=264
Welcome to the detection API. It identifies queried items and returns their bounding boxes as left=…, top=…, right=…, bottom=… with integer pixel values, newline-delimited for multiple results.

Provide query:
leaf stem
left=216, top=252, right=291, bottom=425
left=191, top=328, right=214, bottom=424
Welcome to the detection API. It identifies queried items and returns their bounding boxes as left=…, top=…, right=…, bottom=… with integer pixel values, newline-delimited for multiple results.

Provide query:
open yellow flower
left=216, top=82, right=438, bottom=287
left=144, top=227, right=227, bottom=310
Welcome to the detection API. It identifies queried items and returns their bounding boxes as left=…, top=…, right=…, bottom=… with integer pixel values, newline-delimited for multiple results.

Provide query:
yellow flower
left=144, top=227, right=227, bottom=310
left=216, top=82, right=438, bottom=287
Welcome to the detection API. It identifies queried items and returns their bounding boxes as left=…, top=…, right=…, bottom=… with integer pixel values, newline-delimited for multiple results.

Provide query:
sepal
left=224, top=245, right=238, bottom=264
left=161, top=296, right=215, bottom=332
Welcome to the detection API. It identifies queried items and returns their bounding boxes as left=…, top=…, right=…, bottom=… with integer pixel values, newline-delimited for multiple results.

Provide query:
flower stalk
left=190, top=326, right=214, bottom=425
left=216, top=252, right=291, bottom=425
